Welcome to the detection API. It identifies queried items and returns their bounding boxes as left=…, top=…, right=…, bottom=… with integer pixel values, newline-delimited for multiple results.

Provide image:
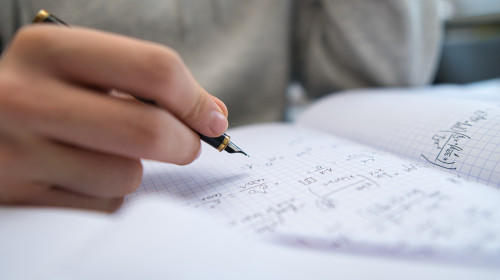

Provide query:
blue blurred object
left=435, top=0, right=500, bottom=84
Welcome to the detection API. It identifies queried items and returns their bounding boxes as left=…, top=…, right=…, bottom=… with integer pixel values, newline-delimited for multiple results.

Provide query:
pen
left=33, top=9, right=248, bottom=157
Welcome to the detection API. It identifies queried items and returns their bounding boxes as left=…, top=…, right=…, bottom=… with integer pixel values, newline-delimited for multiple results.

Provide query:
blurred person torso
left=0, top=0, right=442, bottom=126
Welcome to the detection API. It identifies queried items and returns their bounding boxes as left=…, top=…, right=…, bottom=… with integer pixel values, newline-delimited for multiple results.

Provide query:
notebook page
left=129, top=123, right=500, bottom=265
left=297, top=89, right=500, bottom=187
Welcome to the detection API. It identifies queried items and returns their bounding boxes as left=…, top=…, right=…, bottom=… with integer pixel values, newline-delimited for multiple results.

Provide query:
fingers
left=0, top=137, right=137, bottom=212
left=6, top=25, right=228, bottom=137
left=35, top=139, right=143, bottom=198
left=8, top=75, right=202, bottom=164
left=25, top=187, right=124, bottom=212
left=0, top=183, right=125, bottom=213
left=0, top=24, right=227, bottom=211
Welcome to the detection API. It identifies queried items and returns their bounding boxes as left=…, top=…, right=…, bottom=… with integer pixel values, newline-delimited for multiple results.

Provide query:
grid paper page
left=298, top=90, right=500, bottom=187
left=130, top=124, right=500, bottom=265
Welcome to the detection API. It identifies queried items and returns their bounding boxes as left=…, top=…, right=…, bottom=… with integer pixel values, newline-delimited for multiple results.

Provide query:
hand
left=0, top=25, right=228, bottom=211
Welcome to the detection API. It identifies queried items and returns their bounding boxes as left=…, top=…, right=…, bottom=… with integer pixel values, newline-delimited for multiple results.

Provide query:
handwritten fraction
left=421, top=110, right=488, bottom=170
left=134, top=124, right=500, bottom=262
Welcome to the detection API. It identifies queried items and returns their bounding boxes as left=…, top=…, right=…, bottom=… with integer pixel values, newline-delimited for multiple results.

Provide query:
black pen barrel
left=198, top=133, right=230, bottom=152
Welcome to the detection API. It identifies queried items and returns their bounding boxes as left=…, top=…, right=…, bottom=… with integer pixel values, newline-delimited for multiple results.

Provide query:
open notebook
left=129, top=87, right=500, bottom=265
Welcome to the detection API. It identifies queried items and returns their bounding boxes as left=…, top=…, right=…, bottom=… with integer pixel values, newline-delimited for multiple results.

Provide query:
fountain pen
left=33, top=9, right=248, bottom=157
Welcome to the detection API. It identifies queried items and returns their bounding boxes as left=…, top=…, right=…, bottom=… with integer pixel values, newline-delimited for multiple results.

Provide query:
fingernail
left=209, top=110, right=228, bottom=135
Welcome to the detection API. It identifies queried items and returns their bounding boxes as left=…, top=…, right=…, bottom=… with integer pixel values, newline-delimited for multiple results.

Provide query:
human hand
left=0, top=25, right=228, bottom=211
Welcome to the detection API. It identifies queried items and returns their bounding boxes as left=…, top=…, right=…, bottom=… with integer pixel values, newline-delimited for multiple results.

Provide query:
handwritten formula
left=135, top=124, right=500, bottom=264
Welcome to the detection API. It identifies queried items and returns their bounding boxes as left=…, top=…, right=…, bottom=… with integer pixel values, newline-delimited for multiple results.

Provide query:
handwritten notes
left=297, top=92, right=500, bottom=187
left=418, top=107, right=500, bottom=186
left=130, top=124, right=500, bottom=264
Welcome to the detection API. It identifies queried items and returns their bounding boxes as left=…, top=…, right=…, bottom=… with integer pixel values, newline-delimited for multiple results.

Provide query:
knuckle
left=104, top=197, right=125, bottom=212
left=0, top=74, right=37, bottom=126
left=0, top=144, right=20, bottom=168
left=0, top=75, right=20, bottom=108
left=9, top=26, right=56, bottom=56
left=0, top=146, right=37, bottom=204
left=176, top=140, right=201, bottom=165
left=144, top=45, right=183, bottom=87
left=0, top=72, right=26, bottom=97
left=182, top=92, right=208, bottom=123
left=0, top=134, right=28, bottom=173
left=120, top=159, right=143, bottom=194
left=129, top=109, right=167, bottom=156
left=126, top=108, right=201, bottom=165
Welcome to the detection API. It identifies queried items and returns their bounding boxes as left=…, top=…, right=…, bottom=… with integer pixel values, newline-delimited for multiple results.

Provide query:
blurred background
left=435, top=0, right=500, bottom=84
left=286, top=0, right=500, bottom=122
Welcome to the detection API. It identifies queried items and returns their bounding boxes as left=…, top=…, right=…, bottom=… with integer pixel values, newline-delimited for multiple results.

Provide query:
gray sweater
left=1, top=0, right=442, bottom=125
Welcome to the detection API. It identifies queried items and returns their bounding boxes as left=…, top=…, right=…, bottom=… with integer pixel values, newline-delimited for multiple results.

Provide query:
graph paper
left=298, top=91, right=500, bottom=188
left=130, top=123, right=500, bottom=264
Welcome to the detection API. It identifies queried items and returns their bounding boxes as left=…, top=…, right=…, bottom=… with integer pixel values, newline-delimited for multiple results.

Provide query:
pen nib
left=225, top=142, right=249, bottom=157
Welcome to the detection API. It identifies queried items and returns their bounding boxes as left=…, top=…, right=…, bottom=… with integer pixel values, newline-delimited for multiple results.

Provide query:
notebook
left=129, top=87, right=500, bottom=265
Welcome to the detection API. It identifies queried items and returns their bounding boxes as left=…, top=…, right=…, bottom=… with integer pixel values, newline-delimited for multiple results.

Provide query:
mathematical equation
left=193, top=144, right=427, bottom=237
left=420, top=109, right=488, bottom=170
left=299, top=159, right=421, bottom=212
left=141, top=124, right=500, bottom=262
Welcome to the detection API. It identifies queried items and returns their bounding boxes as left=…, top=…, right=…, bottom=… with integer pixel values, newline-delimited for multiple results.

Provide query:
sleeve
left=0, top=0, right=16, bottom=52
left=0, top=0, right=35, bottom=53
left=293, top=0, right=443, bottom=98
